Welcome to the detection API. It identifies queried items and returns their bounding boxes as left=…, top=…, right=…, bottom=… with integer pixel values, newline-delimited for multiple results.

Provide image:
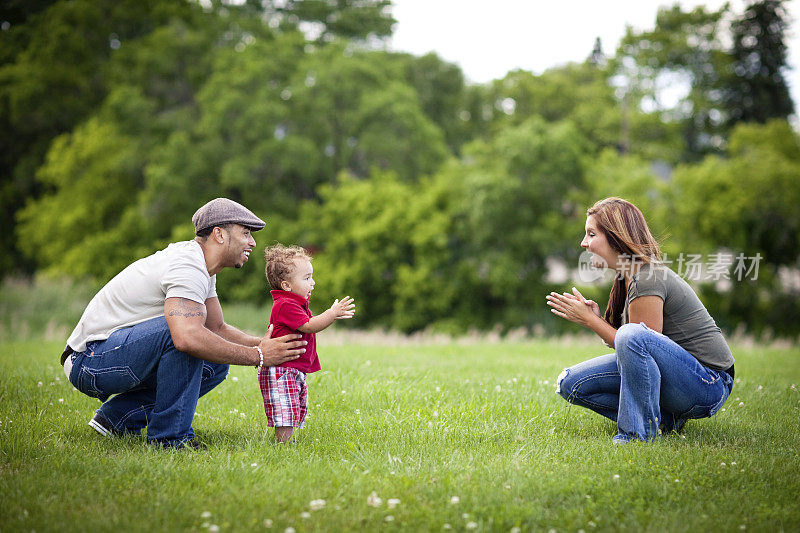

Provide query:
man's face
left=223, top=225, right=256, bottom=269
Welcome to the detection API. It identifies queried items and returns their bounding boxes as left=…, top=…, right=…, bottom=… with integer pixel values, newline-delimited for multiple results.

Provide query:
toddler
left=259, top=244, right=355, bottom=442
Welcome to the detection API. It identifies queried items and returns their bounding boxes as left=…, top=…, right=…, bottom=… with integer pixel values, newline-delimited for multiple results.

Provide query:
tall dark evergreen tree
left=725, top=0, right=794, bottom=125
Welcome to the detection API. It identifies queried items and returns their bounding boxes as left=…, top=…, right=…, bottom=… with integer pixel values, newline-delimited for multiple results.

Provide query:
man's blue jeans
left=556, top=323, right=734, bottom=441
left=67, top=316, right=228, bottom=446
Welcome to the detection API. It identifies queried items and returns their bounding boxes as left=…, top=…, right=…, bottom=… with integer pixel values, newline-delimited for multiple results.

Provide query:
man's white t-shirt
left=67, top=240, right=217, bottom=353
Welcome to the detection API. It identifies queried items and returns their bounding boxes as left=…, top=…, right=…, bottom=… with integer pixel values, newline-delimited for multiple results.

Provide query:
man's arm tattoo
left=167, top=298, right=207, bottom=319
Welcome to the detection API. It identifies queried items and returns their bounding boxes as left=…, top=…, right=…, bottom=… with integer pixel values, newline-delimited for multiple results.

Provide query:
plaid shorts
left=258, top=366, right=308, bottom=428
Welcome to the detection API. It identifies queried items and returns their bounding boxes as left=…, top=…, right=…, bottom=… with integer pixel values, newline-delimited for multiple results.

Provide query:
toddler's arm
left=298, top=296, right=355, bottom=334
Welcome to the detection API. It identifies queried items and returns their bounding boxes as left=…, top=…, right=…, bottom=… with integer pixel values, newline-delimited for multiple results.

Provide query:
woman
left=546, top=197, right=735, bottom=443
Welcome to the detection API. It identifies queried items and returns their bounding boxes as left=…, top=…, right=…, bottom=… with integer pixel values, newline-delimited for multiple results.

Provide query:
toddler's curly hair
left=264, top=244, right=312, bottom=290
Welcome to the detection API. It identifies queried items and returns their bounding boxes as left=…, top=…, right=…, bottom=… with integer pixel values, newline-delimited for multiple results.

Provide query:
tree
left=725, top=0, right=794, bottom=125
left=262, top=0, right=394, bottom=42
left=614, top=4, right=732, bottom=161
left=668, top=119, right=800, bottom=335
left=0, top=0, right=201, bottom=276
left=391, top=52, right=471, bottom=154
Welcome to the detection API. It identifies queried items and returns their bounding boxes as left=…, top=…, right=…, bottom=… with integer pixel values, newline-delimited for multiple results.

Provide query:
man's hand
left=258, top=324, right=307, bottom=366
left=330, top=296, right=356, bottom=320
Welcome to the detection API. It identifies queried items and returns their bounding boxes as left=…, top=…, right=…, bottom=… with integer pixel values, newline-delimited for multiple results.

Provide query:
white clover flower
left=466, top=522, right=478, bottom=530
left=232, top=377, right=239, bottom=382
left=201, top=522, right=210, bottom=528
left=757, top=385, right=763, bottom=391
left=443, top=524, right=452, bottom=530
left=721, top=462, right=726, bottom=466
left=367, top=491, right=382, bottom=507
left=450, top=496, right=460, bottom=505
left=285, top=528, right=296, bottom=533
left=511, top=528, right=522, bottom=533
left=251, top=463, right=258, bottom=467
left=613, top=474, right=620, bottom=480
left=263, top=518, right=273, bottom=528
left=37, top=382, right=43, bottom=387
left=387, top=498, right=400, bottom=509
left=58, top=398, right=64, bottom=403
left=739, top=402, right=744, bottom=407
left=209, top=525, right=219, bottom=532
left=385, top=515, right=395, bottom=522
left=309, top=499, right=326, bottom=511
left=201, top=511, right=212, bottom=519
left=300, top=512, right=311, bottom=519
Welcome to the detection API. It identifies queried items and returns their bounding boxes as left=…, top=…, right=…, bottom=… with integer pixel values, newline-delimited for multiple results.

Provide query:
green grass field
left=1, top=334, right=799, bottom=532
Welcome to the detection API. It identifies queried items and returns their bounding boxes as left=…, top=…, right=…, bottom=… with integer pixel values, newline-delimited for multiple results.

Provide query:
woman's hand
left=546, top=287, right=601, bottom=327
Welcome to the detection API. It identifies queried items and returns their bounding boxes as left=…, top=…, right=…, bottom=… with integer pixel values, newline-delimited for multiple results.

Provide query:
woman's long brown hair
left=587, top=197, right=662, bottom=328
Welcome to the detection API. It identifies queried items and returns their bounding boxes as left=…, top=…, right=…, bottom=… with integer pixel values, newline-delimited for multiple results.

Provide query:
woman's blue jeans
left=67, top=316, right=228, bottom=447
left=556, top=323, right=734, bottom=441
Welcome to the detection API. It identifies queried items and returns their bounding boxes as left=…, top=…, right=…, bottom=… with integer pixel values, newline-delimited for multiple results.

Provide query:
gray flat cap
left=192, top=198, right=266, bottom=235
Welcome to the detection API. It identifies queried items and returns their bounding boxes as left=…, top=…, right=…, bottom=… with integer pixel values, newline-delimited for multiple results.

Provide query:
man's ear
left=213, top=226, right=225, bottom=244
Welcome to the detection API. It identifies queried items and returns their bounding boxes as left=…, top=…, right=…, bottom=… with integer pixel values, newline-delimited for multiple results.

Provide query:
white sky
left=388, top=0, right=800, bottom=116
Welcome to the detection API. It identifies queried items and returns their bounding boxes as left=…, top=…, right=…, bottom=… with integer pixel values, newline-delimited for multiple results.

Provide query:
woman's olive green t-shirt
left=622, top=263, right=734, bottom=371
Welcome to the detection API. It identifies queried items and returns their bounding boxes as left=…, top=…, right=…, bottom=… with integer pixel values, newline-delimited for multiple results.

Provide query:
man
left=61, top=198, right=306, bottom=448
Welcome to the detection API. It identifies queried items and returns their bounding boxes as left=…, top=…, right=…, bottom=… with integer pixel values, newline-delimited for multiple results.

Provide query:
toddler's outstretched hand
left=331, top=296, right=356, bottom=319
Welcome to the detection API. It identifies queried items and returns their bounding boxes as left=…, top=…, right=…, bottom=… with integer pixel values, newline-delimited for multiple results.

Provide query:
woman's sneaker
left=659, top=414, right=687, bottom=434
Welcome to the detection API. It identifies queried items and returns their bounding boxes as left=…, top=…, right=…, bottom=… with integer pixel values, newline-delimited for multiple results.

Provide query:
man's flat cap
left=192, top=198, right=266, bottom=235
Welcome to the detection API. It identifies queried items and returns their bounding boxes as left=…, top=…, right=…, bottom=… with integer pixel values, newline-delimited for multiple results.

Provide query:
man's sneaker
left=182, top=439, right=207, bottom=451
left=150, top=437, right=207, bottom=450
left=88, top=412, right=123, bottom=437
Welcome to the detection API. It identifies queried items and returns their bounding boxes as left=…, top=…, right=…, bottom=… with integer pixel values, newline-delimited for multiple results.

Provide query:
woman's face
left=581, top=215, right=618, bottom=270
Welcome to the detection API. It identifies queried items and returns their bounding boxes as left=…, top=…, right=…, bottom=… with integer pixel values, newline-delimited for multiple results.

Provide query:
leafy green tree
left=265, top=0, right=394, bottom=42
left=615, top=4, right=732, bottom=160
left=469, top=63, right=622, bottom=156
left=725, top=0, right=794, bottom=125
left=13, top=8, right=269, bottom=279
left=298, top=170, right=418, bottom=326
left=0, top=0, right=201, bottom=275
left=669, top=119, right=800, bottom=335
left=391, top=52, right=471, bottom=154
left=15, top=117, right=145, bottom=278
left=452, top=117, right=590, bottom=328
